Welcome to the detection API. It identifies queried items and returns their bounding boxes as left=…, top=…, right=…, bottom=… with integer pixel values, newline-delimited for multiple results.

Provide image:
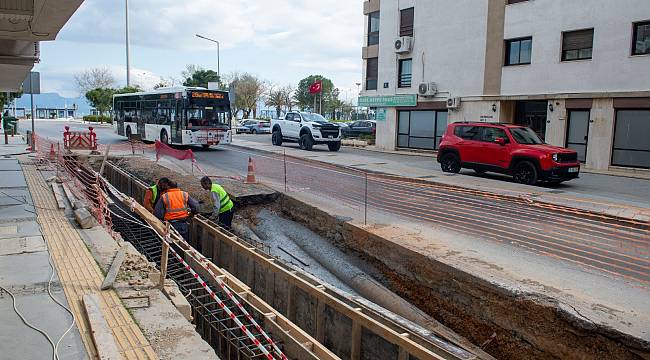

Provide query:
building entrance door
left=515, top=101, right=547, bottom=140
left=566, top=110, right=590, bottom=162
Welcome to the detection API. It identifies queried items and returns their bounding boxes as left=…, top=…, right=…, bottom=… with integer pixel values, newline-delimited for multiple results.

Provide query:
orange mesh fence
left=33, top=133, right=114, bottom=236
left=250, top=149, right=650, bottom=286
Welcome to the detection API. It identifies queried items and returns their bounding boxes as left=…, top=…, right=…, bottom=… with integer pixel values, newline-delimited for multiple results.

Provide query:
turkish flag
left=309, top=80, right=323, bottom=94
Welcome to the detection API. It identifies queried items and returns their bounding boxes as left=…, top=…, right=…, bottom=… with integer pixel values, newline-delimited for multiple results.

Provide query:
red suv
left=437, top=122, right=580, bottom=185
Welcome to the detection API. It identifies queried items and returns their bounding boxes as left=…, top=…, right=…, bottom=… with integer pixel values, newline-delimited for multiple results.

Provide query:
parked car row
left=340, top=120, right=376, bottom=138
left=235, top=119, right=271, bottom=134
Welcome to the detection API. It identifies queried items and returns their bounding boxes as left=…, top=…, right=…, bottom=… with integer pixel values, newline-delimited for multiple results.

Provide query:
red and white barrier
left=63, top=126, right=97, bottom=150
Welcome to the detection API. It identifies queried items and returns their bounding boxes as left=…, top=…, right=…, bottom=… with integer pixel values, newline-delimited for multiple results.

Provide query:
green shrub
left=83, top=115, right=112, bottom=124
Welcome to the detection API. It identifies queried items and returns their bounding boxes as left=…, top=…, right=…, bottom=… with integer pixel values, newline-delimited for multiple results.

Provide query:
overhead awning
left=0, top=0, right=84, bottom=91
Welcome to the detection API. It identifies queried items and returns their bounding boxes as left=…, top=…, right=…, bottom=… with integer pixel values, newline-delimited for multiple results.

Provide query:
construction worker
left=154, top=178, right=199, bottom=240
left=200, top=176, right=234, bottom=229
left=143, top=179, right=160, bottom=213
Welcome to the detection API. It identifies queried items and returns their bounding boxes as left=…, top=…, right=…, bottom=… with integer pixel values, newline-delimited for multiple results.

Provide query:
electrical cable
left=46, top=251, right=77, bottom=360
left=0, top=284, right=58, bottom=360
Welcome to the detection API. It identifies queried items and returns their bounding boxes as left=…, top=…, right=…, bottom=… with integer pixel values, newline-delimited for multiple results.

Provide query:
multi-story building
left=360, top=0, right=650, bottom=171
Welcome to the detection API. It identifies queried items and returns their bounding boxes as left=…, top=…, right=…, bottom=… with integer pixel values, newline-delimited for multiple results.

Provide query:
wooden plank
left=51, top=182, right=66, bottom=209
left=62, top=183, right=77, bottom=204
left=100, top=246, right=128, bottom=290
left=82, top=293, right=122, bottom=360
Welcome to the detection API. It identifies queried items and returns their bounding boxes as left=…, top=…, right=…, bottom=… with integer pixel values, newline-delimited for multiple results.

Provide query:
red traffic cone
left=245, top=157, right=257, bottom=184
left=49, top=143, right=56, bottom=161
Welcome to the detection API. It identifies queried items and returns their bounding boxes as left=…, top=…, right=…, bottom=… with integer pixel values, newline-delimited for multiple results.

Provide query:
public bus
left=113, top=86, right=232, bottom=148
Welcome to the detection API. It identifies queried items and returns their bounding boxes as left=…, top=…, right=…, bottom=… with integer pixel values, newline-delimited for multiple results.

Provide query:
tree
left=228, top=73, right=267, bottom=118
left=265, top=88, right=286, bottom=119
left=74, top=67, right=116, bottom=94
left=0, top=92, right=22, bottom=112
left=85, top=88, right=115, bottom=116
left=182, top=64, right=222, bottom=89
left=283, top=85, right=296, bottom=111
left=295, top=75, right=335, bottom=113
left=114, top=85, right=142, bottom=94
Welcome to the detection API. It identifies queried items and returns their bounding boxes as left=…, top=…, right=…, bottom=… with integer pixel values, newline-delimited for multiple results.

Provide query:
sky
left=35, top=0, right=365, bottom=104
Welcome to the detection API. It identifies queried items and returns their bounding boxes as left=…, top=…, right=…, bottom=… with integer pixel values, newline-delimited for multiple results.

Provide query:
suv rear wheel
left=299, top=133, right=314, bottom=151
left=440, top=153, right=461, bottom=173
left=513, top=161, right=538, bottom=185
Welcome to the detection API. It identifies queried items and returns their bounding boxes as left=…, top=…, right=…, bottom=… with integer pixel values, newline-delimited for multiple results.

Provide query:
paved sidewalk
left=230, top=136, right=650, bottom=221
left=0, top=147, right=87, bottom=359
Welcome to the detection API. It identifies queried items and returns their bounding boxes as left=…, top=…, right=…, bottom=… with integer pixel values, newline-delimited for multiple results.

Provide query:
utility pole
left=125, top=0, right=131, bottom=86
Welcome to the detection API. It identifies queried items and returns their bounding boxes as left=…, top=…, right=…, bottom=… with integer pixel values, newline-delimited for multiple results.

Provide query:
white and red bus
left=113, top=86, right=232, bottom=148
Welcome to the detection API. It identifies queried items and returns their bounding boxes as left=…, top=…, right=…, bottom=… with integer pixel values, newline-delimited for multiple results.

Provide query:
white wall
left=364, top=0, right=489, bottom=98
left=502, top=0, right=650, bottom=95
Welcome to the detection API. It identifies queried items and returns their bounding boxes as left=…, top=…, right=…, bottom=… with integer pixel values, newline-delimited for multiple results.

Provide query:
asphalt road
left=21, top=120, right=650, bottom=207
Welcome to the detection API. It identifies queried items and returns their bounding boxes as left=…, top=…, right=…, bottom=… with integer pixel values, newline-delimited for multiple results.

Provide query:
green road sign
left=358, top=94, right=417, bottom=107
left=375, top=108, right=387, bottom=121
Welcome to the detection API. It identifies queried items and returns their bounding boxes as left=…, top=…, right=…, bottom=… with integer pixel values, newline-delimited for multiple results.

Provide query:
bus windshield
left=187, top=106, right=229, bottom=128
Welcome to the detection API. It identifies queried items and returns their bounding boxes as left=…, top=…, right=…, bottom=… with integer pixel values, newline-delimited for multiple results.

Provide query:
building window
left=400, top=7, right=414, bottom=37
left=507, top=0, right=529, bottom=4
left=632, top=20, right=650, bottom=56
left=398, top=59, right=412, bottom=88
left=367, top=11, right=380, bottom=46
left=366, top=58, right=378, bottom=90
left=562, top=29, right=594, bottom=61
left=505, top=37, right=532, bottom=66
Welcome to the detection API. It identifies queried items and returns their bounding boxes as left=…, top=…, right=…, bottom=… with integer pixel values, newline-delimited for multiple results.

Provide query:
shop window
left=397, top=110, right=448, bottom=150
left=612, top=110, right=650, bottom=168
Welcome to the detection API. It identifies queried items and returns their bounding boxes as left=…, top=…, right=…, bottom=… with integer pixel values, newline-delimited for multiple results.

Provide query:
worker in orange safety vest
left=154, top=178, right=199, bottom=240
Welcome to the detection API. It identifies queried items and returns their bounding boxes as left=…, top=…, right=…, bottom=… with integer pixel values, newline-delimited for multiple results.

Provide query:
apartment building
left=360, top=0, right=650, bottom=171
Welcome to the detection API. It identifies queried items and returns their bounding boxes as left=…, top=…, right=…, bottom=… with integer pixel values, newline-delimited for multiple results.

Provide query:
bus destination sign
left=191, top=92, right=225, bottom=99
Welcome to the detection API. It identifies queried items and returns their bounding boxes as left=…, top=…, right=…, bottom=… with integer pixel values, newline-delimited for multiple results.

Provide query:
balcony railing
left=398, top=74, right=412, bottom=88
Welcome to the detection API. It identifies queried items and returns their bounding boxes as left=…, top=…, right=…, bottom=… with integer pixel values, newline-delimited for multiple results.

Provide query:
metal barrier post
left=364, top=172, right=368, bottom=225
left=283, top=149, right=287, bottom=192
left=159, top=223, right=170, bottom=289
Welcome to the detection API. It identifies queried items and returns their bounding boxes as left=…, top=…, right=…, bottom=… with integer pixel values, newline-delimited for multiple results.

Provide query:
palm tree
left=266, top=88, right=287, bottom=119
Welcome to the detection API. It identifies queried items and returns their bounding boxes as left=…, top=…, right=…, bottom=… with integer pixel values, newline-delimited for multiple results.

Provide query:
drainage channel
left=109, top=201, right=279, bottom=360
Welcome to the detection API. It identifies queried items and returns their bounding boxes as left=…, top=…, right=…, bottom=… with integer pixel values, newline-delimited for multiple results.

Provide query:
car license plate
left=328, top=135, right=333, bottom=139
left=568, top=167, right=579, bottom=173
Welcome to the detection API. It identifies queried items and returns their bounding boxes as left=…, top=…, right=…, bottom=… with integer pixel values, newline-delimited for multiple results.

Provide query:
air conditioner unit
left=446, top=97, right=461, bottom=109
left=418, top=82, right=438, bottom=97
left=394, top=36, right=413, bottom=53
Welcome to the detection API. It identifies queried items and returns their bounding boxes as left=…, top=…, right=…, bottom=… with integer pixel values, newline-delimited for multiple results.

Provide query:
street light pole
left=125, top=0, right=131, bottom=86
left=195, top=34, right=220, bottom=79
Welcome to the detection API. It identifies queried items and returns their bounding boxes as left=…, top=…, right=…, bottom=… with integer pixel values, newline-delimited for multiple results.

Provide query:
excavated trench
left=95, top=155, right=649, bottom=360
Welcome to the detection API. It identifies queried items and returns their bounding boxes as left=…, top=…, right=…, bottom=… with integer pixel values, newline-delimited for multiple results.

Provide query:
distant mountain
left=13, top=93, right=92, bottom=115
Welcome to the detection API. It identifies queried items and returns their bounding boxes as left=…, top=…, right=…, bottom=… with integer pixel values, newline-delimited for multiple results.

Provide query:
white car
left=271, top=112, right=342, bottom=151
